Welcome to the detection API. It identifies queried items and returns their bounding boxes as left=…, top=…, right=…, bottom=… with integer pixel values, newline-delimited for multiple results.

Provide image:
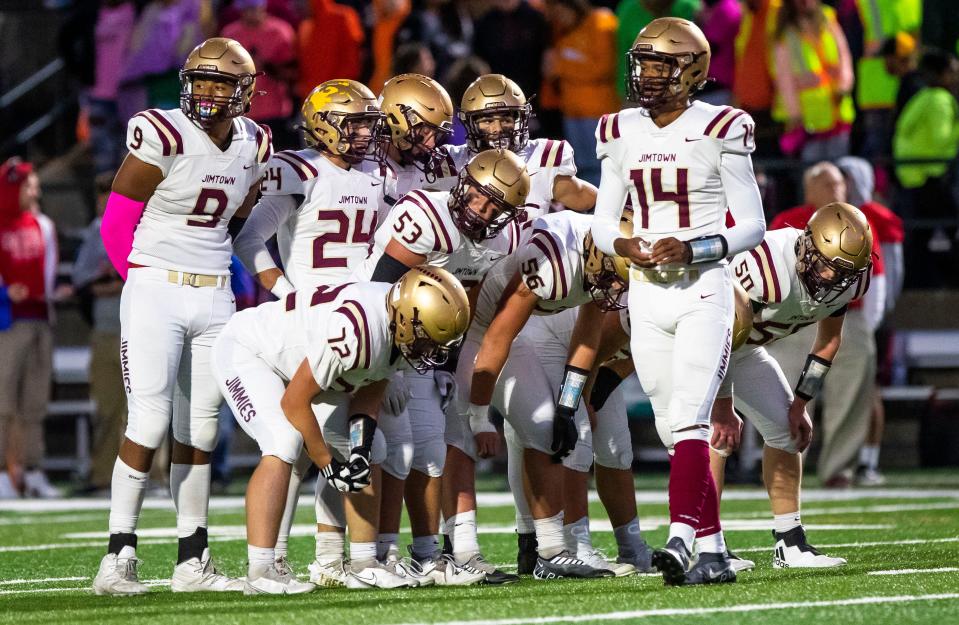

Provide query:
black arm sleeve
left=370, top=252, right=411, bottom=284
left=227, top=216, right=247, bottom=242
left=588, top=366, right=627, bottom=412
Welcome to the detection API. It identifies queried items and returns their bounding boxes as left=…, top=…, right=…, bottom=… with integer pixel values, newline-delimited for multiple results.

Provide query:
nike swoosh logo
left=352, top=571, right=377, bottom=584
left=700, top=293, right=714, bottom=299
left=243, top=164, right=254, bottom=169
left=685, top=138, right=702, bottom=142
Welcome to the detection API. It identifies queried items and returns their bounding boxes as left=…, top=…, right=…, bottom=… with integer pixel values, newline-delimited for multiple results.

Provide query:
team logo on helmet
left=301, top=80, right=386, bottom=164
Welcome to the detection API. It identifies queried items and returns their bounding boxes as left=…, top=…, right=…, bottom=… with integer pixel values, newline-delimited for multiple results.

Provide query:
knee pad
left=594, top=442, right=633, bottom=471
left=262, top=427, right=304, bottom=465
left=411, top=436, right=446, bottom=477
left=125, top=411, right=172, bottom=451
left=762, top=431, right=799, bottom=455
left=654, top=416, right=675, bottom=452
left=370, top=428, right=387, bottom=465
left=381, top=438, right=412, bottom=480
left=672, top=425, right=710, bottom=445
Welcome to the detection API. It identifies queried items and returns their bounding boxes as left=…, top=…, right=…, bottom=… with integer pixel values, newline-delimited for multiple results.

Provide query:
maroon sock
left=668, top=439, right=711, bottom=528
left=695, top=467, right=722, bottom=538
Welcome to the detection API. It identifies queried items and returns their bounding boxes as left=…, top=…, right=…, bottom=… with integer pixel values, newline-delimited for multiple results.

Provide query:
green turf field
left=1, top=470, right=957, bottom=624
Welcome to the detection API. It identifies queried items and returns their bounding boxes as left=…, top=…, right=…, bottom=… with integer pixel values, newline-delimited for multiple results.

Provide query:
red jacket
left=0, top=160, right=49, bottom=321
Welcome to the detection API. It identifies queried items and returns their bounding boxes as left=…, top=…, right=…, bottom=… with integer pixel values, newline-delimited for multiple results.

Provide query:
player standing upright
left=93, top=38, right=272, bottom=595
left=589, top=18, right=765, bottom=585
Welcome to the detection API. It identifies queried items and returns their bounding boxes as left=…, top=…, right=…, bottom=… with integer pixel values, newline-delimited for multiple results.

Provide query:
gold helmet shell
left=459, top=74, right=532, bottom=153
left=179, top=37, right=258, bottom=128
left=301, top=80, right=385, bottom=163
left=448, top=149, right=530, bottom=241
left=796, top=202, right=874, bottom=303
left=731, top=280, right=754, bottom=351
left=626, top=17, right=710, bottom=108
left=379, top=73, right=454, bottom=162
left=583, top=209, right=634, bottom=311
left=388, top=266, right=471, bottom=373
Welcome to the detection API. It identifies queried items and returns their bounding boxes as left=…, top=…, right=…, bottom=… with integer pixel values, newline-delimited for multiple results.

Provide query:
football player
left=463, top=210, right=633, bottom=579
left=351, top=148, right=530, bottom=585
left=712, top=202, right=872, bottom=568
left=232, top=79, right=392, bottom=581
left=211, top=266, right=469, bottom=593
left=589, top=18, right=766, bottom=585
left=94, top=38, right=272, bottom=596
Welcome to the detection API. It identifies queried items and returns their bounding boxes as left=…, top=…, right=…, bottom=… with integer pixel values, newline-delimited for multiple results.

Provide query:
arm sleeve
left=591, top=157, right=628, bottom=255
left=100, top=192, right=146, bottom=280
left=861, top=273, right=886, bottom=332
left=719, top=129, right=766, bottom=256
left=233, top=194, right=298, bottom=276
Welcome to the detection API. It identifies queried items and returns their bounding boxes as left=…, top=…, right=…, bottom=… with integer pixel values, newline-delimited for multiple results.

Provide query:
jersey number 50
left=629, top=168, right=690, bottom=230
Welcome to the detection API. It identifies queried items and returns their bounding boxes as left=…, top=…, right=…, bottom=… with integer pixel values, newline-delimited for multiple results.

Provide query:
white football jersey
left=352, top=189, right=514, bottom=289
left=731, top=228, right=869, bottom=346
left=446, top=138, right=576, bottom=223
left=126, top=108, right=272, bottom=275
left=234, top=281, right=402, bottom=391
left=359, top=151, right=459, bottom=202
left=595, top=102, right=755, bottom=244
left=472, top=211, right=594, bottom=332
left=256, top=148, right=390, bottom=287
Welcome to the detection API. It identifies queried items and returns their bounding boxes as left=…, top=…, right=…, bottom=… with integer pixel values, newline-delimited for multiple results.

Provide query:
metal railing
left=0, top=57, right=70, bottom=157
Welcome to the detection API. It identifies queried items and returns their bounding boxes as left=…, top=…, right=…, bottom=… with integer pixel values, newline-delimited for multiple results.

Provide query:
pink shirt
left=91, top=2, right=135, bottom=100
left=700, top=0, right=741, bottom=90
left=222, top=16, right=297, bottom=120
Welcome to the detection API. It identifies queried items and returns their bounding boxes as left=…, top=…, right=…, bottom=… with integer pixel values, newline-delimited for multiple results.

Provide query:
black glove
left=320, top=458, right=364, bottom=493
left=550, top=405, right=578, bottom=462
left=346, top=414, right=377, bottom=487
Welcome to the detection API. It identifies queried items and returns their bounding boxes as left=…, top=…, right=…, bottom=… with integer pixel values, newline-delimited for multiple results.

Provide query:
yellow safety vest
left=855, top=0, right=921, bottom=109
left=771, top=8, right=855, bottom=134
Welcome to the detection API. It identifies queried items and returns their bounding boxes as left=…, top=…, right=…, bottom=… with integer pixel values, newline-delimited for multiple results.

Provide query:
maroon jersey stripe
left=748, top=248, right=769, bottom=301
left=146, top=110, right=183, bottom=155
left=134, top=113, right=172, bottom=156
left=279, top=150, right=319, bottom=177
left=598, top=115, right=609, bottom=143
left=257, top=124, right=273, bottom=163
left=345, top=299, right=372, bottom=369
left=409, top=190, right=454, bottom=253
left=610, top=114, right=621, bottom=139
left=335, top=305, right=364, bottom=370
left=704, top=106, right=733, bottom=136
left=530, top=236, right=558, bottom=300
left=552, top=140, right=565, bottom=167
left=273, top=153, right=310, bottom=181
left=540, top=140, right=554, bottom=167
left=716, top=111, right=746, bottom=139
left=759, top=241, right=781, bottom=302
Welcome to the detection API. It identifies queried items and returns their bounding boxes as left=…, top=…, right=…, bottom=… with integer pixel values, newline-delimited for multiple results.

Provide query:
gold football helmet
left=388, top=266, right=471, bottom=373
left=459, top=74, right=532, bottom=153
left=583, top=209, right=634, bottom=311
left=180, top=37, right=258, bottom=128
left=301, top=80, right=385, bottom=164
left=626, top=18, right=710, bottom=108
left=731, top=280, right=754, bottom=351
left=796, top=202, right=873, bottom=304
left=448, top=149, right=530, bottom=241
left=379, top=74, right=454, bottom=170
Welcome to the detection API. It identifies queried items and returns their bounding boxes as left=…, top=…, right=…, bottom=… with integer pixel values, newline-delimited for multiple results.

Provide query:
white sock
left=613, top=517, right=644, bottom=559
left=315, top=531, right=345, bottom=564
left=117, top=545, right=137, bottom=561
left=859, top=445, right=880, bottom=469
left=170, top=463, right=210, bottom=538
left=412, top=535, right=439, bottom=559
left=248, top=545, right=275, bottom=574
left=350, top=541, right=377, bottom=568
left=534, top=511, right=565, bottom=559
left=774, top=512, right=802, bottom=535
left=695, top=531, right=726, bottom=554
left=564, top=516, right=593, bottom=557
left=377, top=533, right=399, bottom=560
left=451, top=510, right=480, bottom=560
left=276, top=469, right=304, bottom=560
left=668, top=522, right=696, bottom=553
left=516, top=513, right=535, bottom=534
left=108, top=458, right=149, bottom=534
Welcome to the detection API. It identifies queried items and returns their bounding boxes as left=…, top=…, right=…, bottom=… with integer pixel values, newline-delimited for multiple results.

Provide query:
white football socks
left=315, top=531, right=345, bottom=565
left=859, top=445, right=880, bottom=470
left=450, top=510, right=480, bottom=561
left=350, top=541, right=377, bottom=570
left=248, top=545, right=275, bottom=575
left=108, top=458, right=148, bottom=535
left=668, top=522, right=696, bottom=553
left=170, top=463, right=210, bottom=538
left=695, top=531, right=727, bottom=555
left=534, top=511, right=565, bottom=559
left=774, top=511, right=802, bottom=535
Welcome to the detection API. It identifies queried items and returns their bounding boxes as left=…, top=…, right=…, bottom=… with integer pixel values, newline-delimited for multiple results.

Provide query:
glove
left=434, top=370, right=457, bottom=412
left=381, top=372, right=410, bottom=415
left=320, top=458, right=364, bottom=492
left=550, top=405, right=578, bottom=462
left=346, top=415, right=377, bottom=488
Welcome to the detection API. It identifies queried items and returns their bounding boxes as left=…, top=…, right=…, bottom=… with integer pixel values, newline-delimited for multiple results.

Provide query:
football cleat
left=0, top=472, right=18, bottom=499
left=171, top=548, right=245, bottom=592
left=345, top=559, right=414, bottom=589
left=616, top=540, right=657, bottom=573
left=517, top=532, right=538, bottom=575
left=382, top=551, right=435, bottom=587
left=651, top=536, right=692, bottom=586
left=22, top=470, right=61, bottom=499
left=772, top=527, right=847, bottom=568
left=855, top=466, right=886, bottom=487
left=683, top=552, right=737, bottom=585
left=308, top=558, right=348, bottom=587
left=726, top=550, right=755, bottom=572
left=458, top=553, right=519, bottom=585
left=93, top=547, right=149, bottom=596
left=245, top=561, right=316, bottom=595
left=579, top=549, right=636, bottom=577
left=428, top=554, right=486, bottom=586
left=533, top=550, right=615, bottom=580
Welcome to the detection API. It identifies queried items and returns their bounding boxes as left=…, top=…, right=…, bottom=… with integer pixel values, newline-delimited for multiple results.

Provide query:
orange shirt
left=733, top=0, right=776, bottom=112
left=550, top=9, right=619, bottom=119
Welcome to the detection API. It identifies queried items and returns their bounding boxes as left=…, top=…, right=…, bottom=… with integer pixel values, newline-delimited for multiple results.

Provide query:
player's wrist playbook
left=557, top=365, right=590, bottom=411
left=794, top=354, right=832, bottom=401
left=685, top=235, right=729, bottom=264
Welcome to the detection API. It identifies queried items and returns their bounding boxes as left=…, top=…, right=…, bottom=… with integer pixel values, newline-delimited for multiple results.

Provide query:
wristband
left=271, top=275, right=295, bottom=299
left=348, top=414, right=377, bottom=452
left=795, top=355, right=832, bottom=401
left=685, top=235, right=729, bottom=264
left=557, top=366, right=589, bottom=411
left=467, top=403, right=496, bottom=434
left=589, top=366, right=625, bottom=412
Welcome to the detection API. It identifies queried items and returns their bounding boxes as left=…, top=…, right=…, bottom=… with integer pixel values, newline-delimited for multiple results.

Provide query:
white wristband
left=270, top=275, right=295, bottom=299
left=467, top=403, right=495, bottom=434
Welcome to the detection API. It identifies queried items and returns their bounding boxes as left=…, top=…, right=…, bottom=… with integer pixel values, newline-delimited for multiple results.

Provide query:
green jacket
left=894, top=87, right=959, bottom=188
left=615, top=0, right=701, bottom=100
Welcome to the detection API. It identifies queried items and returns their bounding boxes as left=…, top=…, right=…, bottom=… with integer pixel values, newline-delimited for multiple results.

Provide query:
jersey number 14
left=629, top=168, right=690, bottom=229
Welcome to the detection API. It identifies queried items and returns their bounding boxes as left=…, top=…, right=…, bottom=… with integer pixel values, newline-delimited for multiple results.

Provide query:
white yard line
left=734, top=536, right=959, bottom=554
left=386, top=593, right=959, bottom=625
left=868, top=567, right=959, bottom=576
left=0, top=576, right=88, bottom=585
